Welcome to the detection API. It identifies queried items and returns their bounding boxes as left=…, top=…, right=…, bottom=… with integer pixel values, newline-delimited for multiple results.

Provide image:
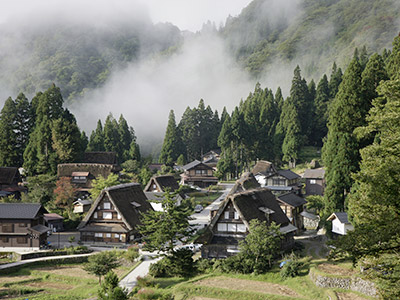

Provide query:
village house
left=180, top=160, right=218, bottom=188
left=303, top=168, right=326, bottom=196
left=44, top=213, right=64, bottom=232
left=201, top=149, right=221, bottom=169
left=197, top=188, right=297, bottom=259
left=73, top=199, right=92, bottom=214
left=0, top=167, right=26, bottom=199
left=277, top=193, right=307, bottom=231
left=77, top=183, right=153, bottom=244
left=57, top=152, right=121, bottom=196
left=254, top=169, right=301, bottom=195
left=144, top=175, right=180, bottom=193
left=0, top=203, right=49, bottom=250
left=327, top=212, right=354, bottom=236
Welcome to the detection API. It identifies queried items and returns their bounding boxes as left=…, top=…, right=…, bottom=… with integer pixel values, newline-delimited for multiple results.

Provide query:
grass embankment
left=0, top=250, right=141, bottom=300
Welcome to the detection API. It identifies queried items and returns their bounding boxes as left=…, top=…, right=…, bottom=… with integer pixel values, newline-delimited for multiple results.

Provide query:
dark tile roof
left=144, top=175, right=180, bottom=192
left=0, top=167, right=19, bottom=185
left=277, top=193, right=307, bottom=207
left=277, top=169, right=301, bottom=180
left=229, top=172, right=260, bottom=195
left=83, top=152, right=117, bottom=165
left=78, top=183, right=153, bottom=231
left=28, top=224, right=50, bottom=234
left=303, top=168, right=325, bottom=179
left=57, top=163, right=120, bottom=179
left=0, top=203, right=47, bottom=219
left=251, top=160, right=275, bottom=175
left=182, top=160, right=215, bottom=171
left=328, top=212, right=350, bottom=224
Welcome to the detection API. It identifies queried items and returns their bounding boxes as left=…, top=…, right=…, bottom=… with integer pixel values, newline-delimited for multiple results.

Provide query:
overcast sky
left=0, top=0, right=252, bottom=31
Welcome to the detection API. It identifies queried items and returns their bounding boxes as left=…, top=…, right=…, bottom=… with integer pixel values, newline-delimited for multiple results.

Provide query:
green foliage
left=22, top=174, right=56, bottom=205
left=124, top=247, right=140, bottom=263
left=280, top=255, right=304, bottom=279
left=305, top=195, right=325, bottom=214
left=159, top=110, right=183, bottom=166
left=98, top=271, right=128, bottom=300
left=149, top=249, right=195, bottom=278
left=90, top=173, right=121, bottom=199
left=139, top=190, right=194, bottom=254
left=84, top=251, right=121, bottom=284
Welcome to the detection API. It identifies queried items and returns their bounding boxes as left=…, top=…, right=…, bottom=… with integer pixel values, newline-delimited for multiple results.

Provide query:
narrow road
left=119, top=254, right=162, bottom=293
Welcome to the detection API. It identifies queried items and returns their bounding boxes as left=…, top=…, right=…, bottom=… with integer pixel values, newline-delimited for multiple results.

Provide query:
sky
left=0, top=0, right=252, bottom=32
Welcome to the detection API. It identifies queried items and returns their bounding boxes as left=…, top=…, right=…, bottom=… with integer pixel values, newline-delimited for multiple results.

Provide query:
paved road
left=119, top=254, right=162, bottom=293
left=0, top=252, right=95, bottom=270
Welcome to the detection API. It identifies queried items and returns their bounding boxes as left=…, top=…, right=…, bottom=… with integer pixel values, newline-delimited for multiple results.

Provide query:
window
left=105, top=233, right=111, bottom=238
left=103, top=202, right=111, bottom=209
left=234, top=212, right=239, bottom=220
left=103, top=212, right=112, bottom=219
left=227, top=223, right=237, bottom=232
left=195, top=169, right=207, bottom=175
left=117, top=213, right=122, bottom=220
left=237, top=224, right=246, bottom=232
left=310, top=179, right=316, bottom=184
left=1, top=237, right=9, bottom=243
left=17, top=237, right=27, bottom=244
left=94, top=212, right=98, bottom=219
left=217, top=223, right=227, bottom=231
left=114, top=234, right=120, bottom=238
left=2, top=224, right=13, bottom=233
left=95, top=233, right=103, bottom=237
left=19, top=223, right=27, bottom=227
left=272, top=178, right=286, bottom=186
left=224, top=211, right=230, bottom=219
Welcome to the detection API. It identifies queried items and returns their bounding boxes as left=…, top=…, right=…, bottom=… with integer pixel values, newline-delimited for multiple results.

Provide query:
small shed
left=327, top=212, right=354, bottom=235
left=44, top=213, right=64, bottom=232
left=73, top=199, right=92, bottom=213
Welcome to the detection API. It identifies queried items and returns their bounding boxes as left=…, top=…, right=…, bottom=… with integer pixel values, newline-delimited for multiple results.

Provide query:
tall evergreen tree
left=23, top=84, right=66, bottom=175
left=322, top=56, right=363, bottom=211
left=0, top=97, right=18, bottom=166
left=159, top=110, right=181, bottom=166
left=313, top=74, right=330, bottom=146
left=328, top=62, right=343, bottom=99
left=281, top=102, right=302, bottom=167
left=117, top=114, right=133, bottom=162
left=103, top=113, right=120, bottom=157
left=14, top=93, right=34, bottom=166
left=88, top=120, right=105, bottom=152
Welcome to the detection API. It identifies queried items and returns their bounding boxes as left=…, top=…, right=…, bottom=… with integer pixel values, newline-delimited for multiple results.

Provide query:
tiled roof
left=277, top=193, right=307, bottom=207
left=0, top=203, right=46, bottom=219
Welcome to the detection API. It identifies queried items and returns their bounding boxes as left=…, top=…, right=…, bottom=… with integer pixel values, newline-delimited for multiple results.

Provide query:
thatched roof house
left=144, top=175, right=180, bottom=193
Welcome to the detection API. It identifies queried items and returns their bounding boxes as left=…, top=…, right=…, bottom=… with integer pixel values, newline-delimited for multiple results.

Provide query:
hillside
left=222, top=0, right=400, bottom=77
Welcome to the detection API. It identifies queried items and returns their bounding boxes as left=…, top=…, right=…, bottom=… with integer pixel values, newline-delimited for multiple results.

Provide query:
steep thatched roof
left=57, top=163, right=119, bottom=178
left=251, top=160, right=276, bottom=175
left=78, top=183, right=153, bottom=231
left=303, top=168, right=325, bottom=179
left=0, top=167, right=20, bottom=185
left=83, top=152, right=117, bottom=165
left=144, top=175, right=180, bottom=192
left=229, top=172, right=260, bottom=195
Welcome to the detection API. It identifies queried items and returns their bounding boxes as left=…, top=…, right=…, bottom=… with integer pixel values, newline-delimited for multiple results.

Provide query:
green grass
left=189, top=192, right=223, bottom=207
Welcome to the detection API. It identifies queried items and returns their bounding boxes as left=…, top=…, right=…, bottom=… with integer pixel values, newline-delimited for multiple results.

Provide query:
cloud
left=70, top=32, right=255, bottom=154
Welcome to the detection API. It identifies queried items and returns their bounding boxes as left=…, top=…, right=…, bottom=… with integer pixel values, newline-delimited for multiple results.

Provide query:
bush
left=125, top=247, right=140, bottom=263
left=149, top=249, right=195, bottom=278
left=280, top=258, right=304, bottom=279
left=196, top=258, right=214, bottom=273
left=136, top=276, right=155, bottom=288
left=136, top=289, right=174, bottom=300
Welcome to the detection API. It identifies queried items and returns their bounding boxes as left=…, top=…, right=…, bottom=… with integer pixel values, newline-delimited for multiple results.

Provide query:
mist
left=71, top=32, right=255, bottom=154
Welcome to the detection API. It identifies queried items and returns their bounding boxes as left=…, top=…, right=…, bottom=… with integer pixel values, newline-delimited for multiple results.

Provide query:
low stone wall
left=309, top=268, right=377, bottom=297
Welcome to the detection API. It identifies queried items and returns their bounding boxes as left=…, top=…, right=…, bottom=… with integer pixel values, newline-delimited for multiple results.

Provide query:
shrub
left=149, top=249, right=195, bottom=278
left=280, top=258, right=304, bottom=279
left=125, top=247, right=140, bottom=263
left=136, top=289, right=174, bottom=300
left=196, top=258, right=214, bottom=274
left=136, top=276, right=155, bottom=288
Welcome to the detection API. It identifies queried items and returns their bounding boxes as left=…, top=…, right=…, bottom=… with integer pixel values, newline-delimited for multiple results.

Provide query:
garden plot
left=195, top=276, right=299, bottom=298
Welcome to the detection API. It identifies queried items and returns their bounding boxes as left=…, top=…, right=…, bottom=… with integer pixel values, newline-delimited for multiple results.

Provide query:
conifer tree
left=0, top=97, right=18, bottom=166
left=322, top=56, right=363, bottom=211
left=313, top=74, right=330, bottom=146
left=103, top=113, right=120, bottom=157
left=328, top=62, right=343, bottom=99
left=159, top=110, right=181, bottom=166
left=14, top=93, right=34, bottom=166
left=23, top=85, right=66, bottom=175
left=88, top=120, right=105, bottom=151
left=117, top=114, right=133, bottom=162
left=275, top=87, right=284, bottom=114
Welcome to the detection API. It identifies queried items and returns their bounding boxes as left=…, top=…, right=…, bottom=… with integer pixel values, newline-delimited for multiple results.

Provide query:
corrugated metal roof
left=0, top=203, right=45, bottom=219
